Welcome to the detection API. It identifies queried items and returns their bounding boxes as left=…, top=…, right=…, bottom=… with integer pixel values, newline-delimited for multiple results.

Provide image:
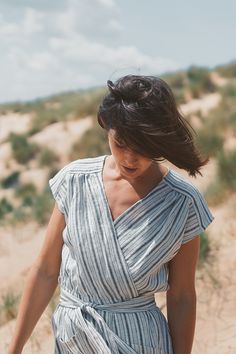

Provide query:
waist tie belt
left=58, top=287, right=158, bottom=354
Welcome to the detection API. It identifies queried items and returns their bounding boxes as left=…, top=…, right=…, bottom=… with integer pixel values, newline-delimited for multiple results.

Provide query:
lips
left=122, top=164, right=137, bottom=168
left=122, top=165, right=138, bottom=172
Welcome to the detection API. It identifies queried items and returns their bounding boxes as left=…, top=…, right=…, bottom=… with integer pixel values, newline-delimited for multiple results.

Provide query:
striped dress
left=49, top=154, right=215, bottom=354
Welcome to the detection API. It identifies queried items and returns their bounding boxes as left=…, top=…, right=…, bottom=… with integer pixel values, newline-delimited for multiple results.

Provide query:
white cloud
left=53, top=0, right=120, bottom=39
left=0, top=22, right=19, bottom=36
left=49, top=34, right=178, bottom=73
left=0, top=1, right=180, bottom=103
left=96, top=0, right=116, bottom=8
left=23, top=7, right=44, bottom=35
left=0, top=7, right=44, bottom=38
left=0, top=12, right=19, bottom=36
left=28, top=52, right=57, bottom=71
left=107, top=19, right=124, bottom=32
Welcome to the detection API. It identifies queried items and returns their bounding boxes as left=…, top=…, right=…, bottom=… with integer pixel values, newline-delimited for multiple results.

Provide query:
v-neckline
left=99, top=154, right=171, bottom=225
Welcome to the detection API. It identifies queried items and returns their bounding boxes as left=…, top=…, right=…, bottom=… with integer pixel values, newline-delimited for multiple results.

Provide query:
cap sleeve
left=182, top=189, right=215, bottom=245
left=49, top=165, right=71, bottom=216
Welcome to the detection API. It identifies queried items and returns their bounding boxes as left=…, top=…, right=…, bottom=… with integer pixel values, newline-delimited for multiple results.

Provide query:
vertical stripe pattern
left=49, top=155, right=215, bottom=354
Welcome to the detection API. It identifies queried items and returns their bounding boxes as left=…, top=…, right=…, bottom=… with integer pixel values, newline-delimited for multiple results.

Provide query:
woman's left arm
left=166, top=236, right=200, bottom=354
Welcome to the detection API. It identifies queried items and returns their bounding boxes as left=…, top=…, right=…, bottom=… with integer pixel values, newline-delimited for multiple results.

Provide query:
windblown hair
left=97, top=74, right=209, bottom=177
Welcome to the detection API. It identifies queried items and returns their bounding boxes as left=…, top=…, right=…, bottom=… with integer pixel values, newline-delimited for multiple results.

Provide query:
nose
left=122, top=149, right=139, bottom=166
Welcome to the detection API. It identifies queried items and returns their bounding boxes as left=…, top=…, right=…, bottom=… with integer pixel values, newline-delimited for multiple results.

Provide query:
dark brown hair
left=97, top=74, right=209, bottom=177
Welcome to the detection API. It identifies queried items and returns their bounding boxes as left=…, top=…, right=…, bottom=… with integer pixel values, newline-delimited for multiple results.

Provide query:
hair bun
left=107, top=80, right=123, bottom=101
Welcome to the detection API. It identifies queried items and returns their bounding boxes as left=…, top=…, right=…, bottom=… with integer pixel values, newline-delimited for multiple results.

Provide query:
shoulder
left=54, top=154, right=106, bottom=177
left=165, top=169, right=204, bottom=203
left=165, top=169, right=214, bottom=226
left=165, top=169, right=214, bottom=240
left=49, top=155, right=105, bottom=196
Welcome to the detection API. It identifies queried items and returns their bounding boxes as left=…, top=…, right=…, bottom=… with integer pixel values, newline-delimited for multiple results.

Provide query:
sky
left=0, top=0, right=235, bottom=103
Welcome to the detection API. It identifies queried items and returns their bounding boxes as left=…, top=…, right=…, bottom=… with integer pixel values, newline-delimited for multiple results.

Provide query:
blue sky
left=0, top=0, right=235, bottom=103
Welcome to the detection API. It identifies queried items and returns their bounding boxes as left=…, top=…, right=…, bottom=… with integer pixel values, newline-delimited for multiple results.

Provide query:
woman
left=8, top=75, right=214, bottom=354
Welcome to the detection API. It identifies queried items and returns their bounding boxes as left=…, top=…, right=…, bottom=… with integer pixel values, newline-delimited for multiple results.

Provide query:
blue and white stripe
left=49, top=154, right=214, bottom=354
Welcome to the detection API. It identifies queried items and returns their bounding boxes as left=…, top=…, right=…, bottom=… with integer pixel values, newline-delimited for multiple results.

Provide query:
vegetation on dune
left=198, top=232, right=210, bottom=268
left=15, top=183, right=37, bottom=207
left=204, top=149, right=236, bottom=206
left=38, top=147, right=60, bottom=167
left=0, top=61, right=235, bottom=224
left=186, top=65, right=216, bottom=98
left=70, top=123, right=110, bottom=160
left=217, top=149, right=236, bottom=189
left=215, top=60, right=236, bottom=78
left=196, top=129, right=224, bottom=157
left=9, top=132, right=40, bottom=164
left=0, top=198, right=13, bottom=220
left=1, top=171, right=20, bottom=189
left=194, top=81, right=236, bottom=156
left=0, top=86, right=107, bottom=135
left=161, top=65, right=217, bottom=104
left=0, top=290, right=20, bottom=325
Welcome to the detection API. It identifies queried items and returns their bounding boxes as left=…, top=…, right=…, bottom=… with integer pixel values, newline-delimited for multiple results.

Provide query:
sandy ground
left=210, top=72, right=228, bottom=87
left=0, top=115, right=93, bottom=176
left=1, top=80, right=235, bottom=353
left=0, top=113, right=32, bottom=144
left=180, top=92, right=222, bottom=116
left=28, top=116, right=93, bottom=165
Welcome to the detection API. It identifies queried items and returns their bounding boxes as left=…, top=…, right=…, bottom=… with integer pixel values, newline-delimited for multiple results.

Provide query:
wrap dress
left=48, top=154, right=215, bottom=354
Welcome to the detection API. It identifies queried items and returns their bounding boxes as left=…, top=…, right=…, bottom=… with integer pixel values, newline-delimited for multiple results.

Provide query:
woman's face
left=107, top=129, right=154, bottom=178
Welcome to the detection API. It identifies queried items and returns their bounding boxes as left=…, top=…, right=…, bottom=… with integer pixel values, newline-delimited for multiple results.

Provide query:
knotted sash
left=58, top=287, right=158, bottom=354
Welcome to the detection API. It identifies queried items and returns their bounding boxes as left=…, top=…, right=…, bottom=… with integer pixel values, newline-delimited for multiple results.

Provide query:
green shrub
left=215, top=60, right=236, bottom=78
left=0, top=198, right=13, bottom=219
left=161, top=71, right=187, bottom=90
left=220, top=84, right=236, bottom=99
left=29, top=107, right=60, bottom=133
left=161, top=72, right=188, bottom=104
left=38, top=148, right=59, bottom=167
left=217, top=149, right=236, bottom=188
left=74, top=88, right=106, bottom=118
left=9, top=133, right=39, bottom=164
left=15, top=183, right=37, bottom=206
left=196, top=129, right=224, bottom=157
left=173, top=88, right=186, bottom=105
left=26, top=87, right=107, bottom=133
left=3, top=186, right=54, bottom=225
left=0, top=102, right=32, bottom=115
left=162, top=66, right=216, bottom=102
left=32, top=190, right=53, bottom=225
left=200, top=95, right=236, bottom=134
left=10, top=207, right=29, bottom=224
left=48, top=167, right=60, bottom=180
left=198, top=232, right=210, bottom=267
left=0, top=290, right=20, bottom=324
left=1, top=171, right=20, bottom=188
left=229, top=112, right=236, bottom=126
left=69, top=125, right=110, bottom=160
left=186, top=66, right=216, bottom=98
left=204, top=176, right=230, bottom=206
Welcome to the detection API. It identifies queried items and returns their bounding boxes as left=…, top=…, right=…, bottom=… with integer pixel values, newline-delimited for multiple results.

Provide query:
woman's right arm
left=7, top=203, right=65, bottom=354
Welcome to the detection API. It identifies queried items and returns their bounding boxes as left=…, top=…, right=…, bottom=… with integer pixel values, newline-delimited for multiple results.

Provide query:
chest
left=103, top=178, right=152, bottom=223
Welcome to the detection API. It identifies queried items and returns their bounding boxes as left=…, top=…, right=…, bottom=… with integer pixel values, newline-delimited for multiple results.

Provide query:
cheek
left=109, top=142, right=121, bottom=157
left=140, top=159, right=153, bottom=171
left=113, top=148, right=123, bottom=159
